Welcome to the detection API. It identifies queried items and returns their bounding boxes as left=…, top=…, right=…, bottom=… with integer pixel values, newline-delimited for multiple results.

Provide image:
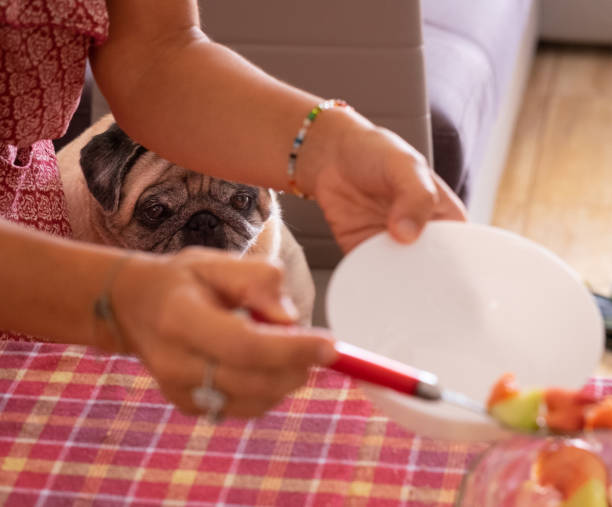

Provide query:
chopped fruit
left=487, top=372, right=521, bottom=409
left=585, top=398, right=612, bottom=430
left=534, top=441, right=608, bottom=502
left=486, top=374, right=608, bottom=434
left=489, top=389, right=543, bottom=432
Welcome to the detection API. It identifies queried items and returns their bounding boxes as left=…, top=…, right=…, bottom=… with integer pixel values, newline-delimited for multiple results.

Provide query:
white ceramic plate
left=326, top=221, right=604, bottom=441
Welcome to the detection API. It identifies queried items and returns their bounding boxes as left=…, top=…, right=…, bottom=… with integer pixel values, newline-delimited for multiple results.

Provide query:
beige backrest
left=539, top=0, right=612, bottom=44
left=200, top=0, right=431, bottom=268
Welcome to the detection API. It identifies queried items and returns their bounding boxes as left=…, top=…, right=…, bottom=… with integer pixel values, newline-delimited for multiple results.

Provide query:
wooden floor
left=491, top=44, right=612, bottom=375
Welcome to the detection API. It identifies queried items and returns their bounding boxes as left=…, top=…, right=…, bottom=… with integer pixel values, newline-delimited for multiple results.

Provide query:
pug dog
left=57, top=114, right=314, bottom=324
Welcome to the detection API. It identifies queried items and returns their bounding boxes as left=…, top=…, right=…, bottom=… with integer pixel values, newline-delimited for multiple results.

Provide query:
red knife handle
left=329, top=341, right=438, bottom=397
left=245, top=310, right=438, bottom=399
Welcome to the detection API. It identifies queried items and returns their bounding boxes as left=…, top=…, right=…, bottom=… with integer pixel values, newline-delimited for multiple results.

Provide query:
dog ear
left=79, top=123, right=147, bottom=213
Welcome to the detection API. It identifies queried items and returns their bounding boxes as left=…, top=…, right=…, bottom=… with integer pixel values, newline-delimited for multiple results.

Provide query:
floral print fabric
left=0, top=0, right=108, bottom=341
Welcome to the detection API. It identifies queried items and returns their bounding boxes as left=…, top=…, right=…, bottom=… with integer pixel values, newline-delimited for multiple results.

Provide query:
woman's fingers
left=314, top=122, right=467, bottom=251
left=154, top=282, right=336, bottom=370
left=176, top=248, right=299, bottom=324
left=149, top=346, right=311, bottom=400
left=205, top=317, right=336, bottom=370
left=151, top=347, right=311, bottom=419
left=387, top=181, right=437, bottom=243
left=386, top=165, right=467, bottom=243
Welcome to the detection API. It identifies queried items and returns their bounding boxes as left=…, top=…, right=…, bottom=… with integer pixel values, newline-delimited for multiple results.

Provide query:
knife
left=329, top=341, right=486, bottom=415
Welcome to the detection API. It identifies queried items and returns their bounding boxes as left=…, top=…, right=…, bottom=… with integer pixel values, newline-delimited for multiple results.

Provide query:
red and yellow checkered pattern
left=0, top=340, right=607, bottom=506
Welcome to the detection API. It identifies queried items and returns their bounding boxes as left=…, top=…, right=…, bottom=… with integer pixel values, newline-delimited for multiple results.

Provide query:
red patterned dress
left=0, top=0, right=108, bottom=340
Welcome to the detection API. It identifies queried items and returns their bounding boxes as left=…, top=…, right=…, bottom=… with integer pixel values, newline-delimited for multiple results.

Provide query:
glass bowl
left=455, top=432, right=612, bottom=507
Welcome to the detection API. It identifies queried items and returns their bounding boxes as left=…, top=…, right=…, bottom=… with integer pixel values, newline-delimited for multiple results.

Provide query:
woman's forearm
left=0, top=219, right=131, bottom=348
left=91, top=0, right=363, bottom=196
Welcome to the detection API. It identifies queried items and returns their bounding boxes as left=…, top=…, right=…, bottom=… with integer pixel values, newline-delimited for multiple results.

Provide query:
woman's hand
left=300, top=110, right=468, bottom=253
left=107, top=248, right=336, bottom=418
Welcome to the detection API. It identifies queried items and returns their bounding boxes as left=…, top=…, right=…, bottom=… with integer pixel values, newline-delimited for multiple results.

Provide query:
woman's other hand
left=296, top=109, right=468, bottom=253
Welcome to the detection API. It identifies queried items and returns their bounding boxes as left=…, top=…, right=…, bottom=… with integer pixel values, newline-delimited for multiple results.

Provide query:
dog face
left=79, top=123, right=275, bottom=253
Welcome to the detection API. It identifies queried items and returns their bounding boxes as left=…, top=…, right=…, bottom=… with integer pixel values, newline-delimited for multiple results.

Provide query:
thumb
left=388, top=182, right=439, bottom=243
left=383, top=146, right=440, bottom=243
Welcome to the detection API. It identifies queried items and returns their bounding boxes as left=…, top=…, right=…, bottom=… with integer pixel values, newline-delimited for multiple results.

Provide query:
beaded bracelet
left=288, top=99, right=352, bottom=199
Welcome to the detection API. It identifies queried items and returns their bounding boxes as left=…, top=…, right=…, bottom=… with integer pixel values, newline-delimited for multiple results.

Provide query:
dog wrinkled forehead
left=79, top=123, right=273, bottom=222
left=80, top=123, right=146, bottom=212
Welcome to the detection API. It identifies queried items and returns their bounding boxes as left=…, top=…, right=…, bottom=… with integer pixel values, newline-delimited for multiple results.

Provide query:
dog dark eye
left=144, top=203, right=168, bottom=222
left=230, top=193, right=252, bottom=211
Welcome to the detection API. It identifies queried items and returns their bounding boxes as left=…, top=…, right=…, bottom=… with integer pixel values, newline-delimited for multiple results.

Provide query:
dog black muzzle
left=184, top=211, right=226, bottom=249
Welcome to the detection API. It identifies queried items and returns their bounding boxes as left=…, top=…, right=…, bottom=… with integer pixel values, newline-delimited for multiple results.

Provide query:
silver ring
left=191, top=361, right=226, bottom=423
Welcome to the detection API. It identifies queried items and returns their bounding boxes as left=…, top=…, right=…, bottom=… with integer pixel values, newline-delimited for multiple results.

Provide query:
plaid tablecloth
left=0, top=340, right=608, bottom=507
